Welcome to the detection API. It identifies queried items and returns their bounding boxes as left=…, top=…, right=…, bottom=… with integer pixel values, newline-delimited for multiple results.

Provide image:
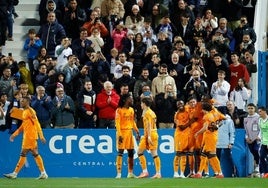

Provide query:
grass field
left=1, top=178, right=268, bottom=188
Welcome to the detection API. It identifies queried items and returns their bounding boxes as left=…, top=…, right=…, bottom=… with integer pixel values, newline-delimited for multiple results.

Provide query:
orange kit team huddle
left=173, top=97, right=226, bottom=178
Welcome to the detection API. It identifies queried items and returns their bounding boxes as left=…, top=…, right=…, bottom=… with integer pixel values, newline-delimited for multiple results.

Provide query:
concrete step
left=15, top=10, right=39, bottom=19
left=13, top=25, right=40, bottom=34
left=15, top=4, right=39, bottom=11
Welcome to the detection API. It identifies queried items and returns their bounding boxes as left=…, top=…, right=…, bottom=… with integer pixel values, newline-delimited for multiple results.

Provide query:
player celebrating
left=115, top=93, right=140, bottom=178
left=193, top=102, right=225, bottom=178
left=3, top=96, right=48, bottom=179
left=137, top=98, right=161, bottom=178
left=173, top=100, right=192, bottom=178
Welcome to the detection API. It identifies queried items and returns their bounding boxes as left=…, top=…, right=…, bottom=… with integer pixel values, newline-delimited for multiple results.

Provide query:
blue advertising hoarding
left=0, top=129, right=250, bottom=178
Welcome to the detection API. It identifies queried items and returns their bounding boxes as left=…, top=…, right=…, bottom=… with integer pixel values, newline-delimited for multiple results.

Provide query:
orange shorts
left=22, top=138, right=38, bottom=150
left=202, top=131, right=217, bottom=152
left=117, top=130, right=135, bottom=150
left=174, top=128, right=191, bottom=152
left=139, top=131, right=158, bottom=150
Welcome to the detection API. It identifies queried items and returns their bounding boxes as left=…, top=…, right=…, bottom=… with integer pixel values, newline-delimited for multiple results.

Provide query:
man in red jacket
left=96, top=81, right=120, bottom=128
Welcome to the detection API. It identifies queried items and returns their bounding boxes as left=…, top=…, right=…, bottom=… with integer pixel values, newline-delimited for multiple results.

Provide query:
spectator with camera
left=55, top=36, right=73, bottom=72
left=83, top=10, right=109, bottom=38
left=184, top=69, right=208, bottom=102
left=225, top=100, right=247, bottom=129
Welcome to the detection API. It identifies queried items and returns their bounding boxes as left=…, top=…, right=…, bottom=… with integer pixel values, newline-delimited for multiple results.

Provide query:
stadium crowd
left=1, top=0, right=267, bottom=179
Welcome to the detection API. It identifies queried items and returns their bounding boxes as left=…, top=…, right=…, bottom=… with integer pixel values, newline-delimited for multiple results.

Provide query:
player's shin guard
left=14, top=156, right=26, bottom=173
left=34, top=154, right=45, bottom=172
left=153, top=156, right=161, bottom=173
left=173, top=155, right=179, bottom=173
left=208, top=154, right=221, bottom=174
left=138, top=154, right=147, bottom=170
left=116, top=155, right=123, bottom=174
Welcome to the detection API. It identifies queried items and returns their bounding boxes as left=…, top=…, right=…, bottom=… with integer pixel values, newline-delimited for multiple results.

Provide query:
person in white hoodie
left=210, top=70, right=230, bottom=114
left=244, top=103, right=261, bottom=177
left=229, top=78, right=249, bottom=111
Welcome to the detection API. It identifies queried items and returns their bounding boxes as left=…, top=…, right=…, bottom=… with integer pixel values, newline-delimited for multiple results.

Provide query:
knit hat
left=127, top=29, right=134, bottom=36
left=132, top=5, right=139, bottom=11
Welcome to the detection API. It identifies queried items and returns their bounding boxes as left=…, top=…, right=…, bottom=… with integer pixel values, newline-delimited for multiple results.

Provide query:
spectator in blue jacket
left=23, top=28, right=43, bottom=79
left=38, top=12, right=66, bottom=56
left=31, top=86, right=53, bottom=129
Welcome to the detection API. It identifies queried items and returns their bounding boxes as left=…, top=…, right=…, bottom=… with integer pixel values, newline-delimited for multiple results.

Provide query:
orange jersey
left=115, top=107, right=137, bottom=136
left=142, top=108, right=157, bottom=138
left=13, top=107, right=43, bottom=140
left=174, top=110, right=190, bottom=128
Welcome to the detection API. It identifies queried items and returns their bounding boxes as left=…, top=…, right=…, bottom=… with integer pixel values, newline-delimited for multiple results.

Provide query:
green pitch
left=1, top=178, right=268, bottom=188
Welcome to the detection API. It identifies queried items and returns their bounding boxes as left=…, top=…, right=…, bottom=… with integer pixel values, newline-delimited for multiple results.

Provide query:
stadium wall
left=0, top=129, right=252, bottom=178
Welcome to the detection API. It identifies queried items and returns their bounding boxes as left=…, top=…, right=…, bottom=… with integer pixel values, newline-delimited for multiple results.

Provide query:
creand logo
left=48, top=134, right=175, bottom=156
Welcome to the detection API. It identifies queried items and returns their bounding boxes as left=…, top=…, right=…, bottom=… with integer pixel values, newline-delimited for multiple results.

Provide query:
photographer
left=55, top=36, right=72, bottom=72
left=82, top=10, right=108, bottom=38
left=184, top=69, right=208, bottom=102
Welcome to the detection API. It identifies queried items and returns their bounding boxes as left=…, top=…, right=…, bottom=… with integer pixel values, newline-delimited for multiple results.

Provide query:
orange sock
left=180, top=155, right=187, bottom=173
left=116, top=155, right=122, bottom=174
left=209, top=156, right=222, bottom=174
left=173, top=156, right=179, bottom=173
left=14, top=156, right=26, bottom=173
left=34, top=155, right=45, bottom=172
left=198, top=155, right=207, bottom=173
left=139, top=154, right=147, bottom=170
left=153, top=156, right=161, bottom=173
left=188, top=152, right=194, bottom=173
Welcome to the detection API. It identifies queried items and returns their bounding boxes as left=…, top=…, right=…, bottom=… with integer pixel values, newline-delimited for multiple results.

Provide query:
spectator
left=154, top=84, right=177, bottom=129
left=168, top=52, right=185, bottom=98
left=0, top=92, right=10, bottom=132
left=55, top=36, right=73, bottom=72
left=63, top=0, right=87, bottom=40
left=213, top=17, right=233, bottom=43
left=155, top=16, right=176, bottom=43
left=150, top=3, right=169, bottom=31
left=51, top=86, right=75, bottom=128
left=0, top=66, right=17, bottom=101
left=216, top=113, right=236, bottom=177
left=71, top=27, right=92, bottom=65
left=38, top=12, right=66, bottom=56
left=101, top=0, right=125, bottom=20
left=225, top=100, right=247, bottom=129
left=62, top=55, right=80, bottom=100
left=151, top=63, right=177, bottom=98
left=145, top=53, right=160, bottom=81
left=237, top=34, right=255, bottom=57
left=129, top=33, right=147, bottom=78
left=113, top=52, right=134, bottom=80
left=233, top=15, right=257, bottom=49
left=206, top=53, right=230, bottom=88
left=244, top=103, right=261, bottom=177
left=171, top=0, right=195, bottom=26
left=5, top=90, right=21, bottom=133
left=23, top=28, right=43, bottom=79
left=17, top=61, right=34, bottom=95
left=35, top=63, right=49, bottom=88
left=125, top=5, right=144, bottom=35
left=77, top=80, right=97, bottom=128
left=184, top=69, right=208, bottom=102
left=210, top=70, right=230, bottom=113
left=0, top=1, right=12, bottom=51
left=139, top=17, right=157, bottom=51
left=229, top=78, right=249, bottom=111
left=83, top=10, right=109, bottom=38
left=106, top=48, right=118, bottom=81
left=122, top=29, right=135, bottom=60
left=114, top=65, right=136, bottom=94
left=155, top=31, right=172, bottom=66
left=39, top=0, right=65, bottom=25
left=111, top=21, right=127, bottom=52
left=221, top=0, right=243, bottom=31
left=87, top=27, right=104, bottom=53
left=229, top=52, right=250, bottom=92
left=31, top=86, right=53, bottom=129
left=133, top=68, right=152, bottom=101
left=201, top=9, right=218, bottom=37
left=33, top=47, right=48, bottom=76
left=96, top=81, right=120, bottom=128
